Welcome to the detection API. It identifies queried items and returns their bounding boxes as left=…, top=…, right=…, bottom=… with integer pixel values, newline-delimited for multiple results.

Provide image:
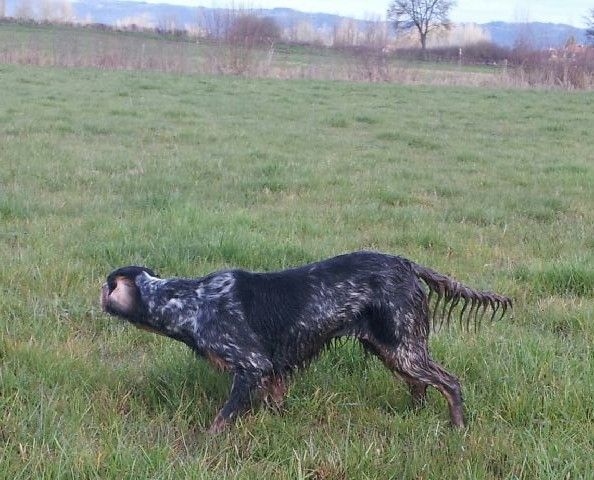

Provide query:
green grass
left=1, top=62, right=593, bottom=479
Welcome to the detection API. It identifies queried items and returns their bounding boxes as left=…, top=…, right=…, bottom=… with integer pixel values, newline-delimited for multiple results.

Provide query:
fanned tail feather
left=412, top=263, right=512, bottom=331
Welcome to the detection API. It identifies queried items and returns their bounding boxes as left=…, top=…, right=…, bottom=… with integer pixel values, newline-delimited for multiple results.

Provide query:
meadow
left=0, top=58, right=593, bottom=478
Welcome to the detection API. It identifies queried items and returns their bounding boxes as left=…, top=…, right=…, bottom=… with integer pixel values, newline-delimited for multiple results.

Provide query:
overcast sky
left=137, top=0, right=592, bottom=27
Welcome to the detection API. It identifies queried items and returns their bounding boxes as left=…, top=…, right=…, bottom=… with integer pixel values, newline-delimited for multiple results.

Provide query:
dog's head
left=101, top=266, right=157, bottom=322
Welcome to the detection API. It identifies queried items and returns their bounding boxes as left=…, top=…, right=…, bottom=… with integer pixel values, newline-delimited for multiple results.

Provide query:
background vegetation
left=2, top=19, right=593, bottom=89
left=0, top=44, right=593, bottom=478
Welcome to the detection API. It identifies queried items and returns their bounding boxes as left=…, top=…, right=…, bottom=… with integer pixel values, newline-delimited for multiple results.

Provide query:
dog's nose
left=100, top=283, right=109, bottom=311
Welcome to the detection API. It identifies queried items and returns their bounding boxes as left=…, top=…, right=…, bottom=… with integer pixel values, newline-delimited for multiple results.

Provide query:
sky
left=137, top=0, right=592, bottom=27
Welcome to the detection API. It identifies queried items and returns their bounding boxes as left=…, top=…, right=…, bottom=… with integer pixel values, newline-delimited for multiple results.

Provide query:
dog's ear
left=101, top=266, right=156, bottom=320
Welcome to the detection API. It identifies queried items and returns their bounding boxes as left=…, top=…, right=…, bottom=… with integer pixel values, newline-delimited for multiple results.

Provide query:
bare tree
left=39, top=0, right=75, bottom=22
left=285, top=20, right=313, bottom=44
left=586, top=8, right=594, bottom=44
left=387, top=0, right=456, bottom=50
left=14, top=0, right=35, bottom=20
left=333, top=18, right=359, bottom=47
left=362, top=16, right=389, bottom=50
left=0, top=0, right=5, bottom=18
left=13, top=0, right=75, bottom=22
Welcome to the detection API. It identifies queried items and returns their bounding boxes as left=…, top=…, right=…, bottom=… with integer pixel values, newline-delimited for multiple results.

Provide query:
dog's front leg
left=208, top=371, right=261, bottom=434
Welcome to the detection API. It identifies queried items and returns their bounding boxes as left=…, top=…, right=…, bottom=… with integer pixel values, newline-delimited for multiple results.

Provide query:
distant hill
left=482, top=21, right=587, bottom=48
left=3, top=0, right=588, bottom=48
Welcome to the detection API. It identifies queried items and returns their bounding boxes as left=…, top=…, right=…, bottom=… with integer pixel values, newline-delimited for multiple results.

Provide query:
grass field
left=1, top=61, right=593, bottom=478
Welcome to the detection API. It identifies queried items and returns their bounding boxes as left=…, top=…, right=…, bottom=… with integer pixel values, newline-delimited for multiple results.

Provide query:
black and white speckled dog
left=101, top=251, right=511, bottom=432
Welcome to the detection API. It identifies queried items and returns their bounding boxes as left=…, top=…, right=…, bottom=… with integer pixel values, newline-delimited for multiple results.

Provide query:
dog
left=100, top=251, right=511, bottom=432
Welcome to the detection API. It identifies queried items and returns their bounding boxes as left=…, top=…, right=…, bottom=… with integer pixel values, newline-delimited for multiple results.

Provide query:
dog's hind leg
left=359, top=338, right=428, bottom=409
left=392, top=346, right=464, bottom=428
left=208, top=371, right=261, bottom=433
left=396, top=371, right=428, bottom=409
left=420, top=358, right=464, bottom=428
left=360, top=337, right=464, bottom=428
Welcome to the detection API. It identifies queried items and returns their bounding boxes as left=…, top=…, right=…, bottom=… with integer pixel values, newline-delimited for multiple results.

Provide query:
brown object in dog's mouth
left=100, top=280, right=167, bottom=337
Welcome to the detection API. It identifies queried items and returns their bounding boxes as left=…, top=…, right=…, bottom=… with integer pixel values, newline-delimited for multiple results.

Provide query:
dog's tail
left=412, top=263, right=512, bottom=331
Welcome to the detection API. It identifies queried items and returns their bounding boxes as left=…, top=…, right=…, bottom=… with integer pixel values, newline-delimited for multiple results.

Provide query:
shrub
left=390, top=41, right=510, bottom=64
left=227, top=15, right=280, bottom=46
left=510, top=46, right=594, bottom=89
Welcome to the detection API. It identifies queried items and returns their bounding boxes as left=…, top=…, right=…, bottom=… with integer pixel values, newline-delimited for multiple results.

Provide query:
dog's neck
left=134, top=271, right=237, bottom=346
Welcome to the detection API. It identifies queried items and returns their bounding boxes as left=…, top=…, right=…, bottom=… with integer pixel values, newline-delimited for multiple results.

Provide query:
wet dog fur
left=100, top=251, right=511, bottom=432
